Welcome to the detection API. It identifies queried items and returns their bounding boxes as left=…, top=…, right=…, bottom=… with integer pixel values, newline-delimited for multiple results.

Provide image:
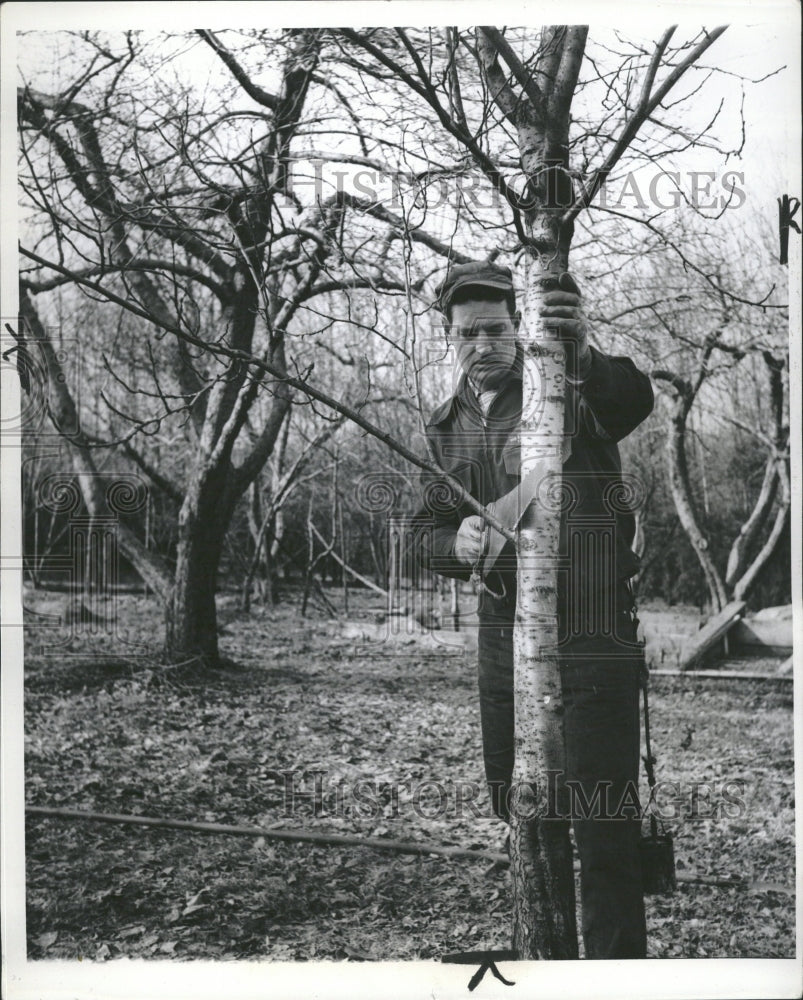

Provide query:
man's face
left=447, top=296, right=520, bottom=392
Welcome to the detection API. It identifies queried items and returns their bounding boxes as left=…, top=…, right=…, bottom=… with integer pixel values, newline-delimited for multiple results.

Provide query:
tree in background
left=586, top=214, right=790, bottom=613
left=17, top=28, right=447, bottom=664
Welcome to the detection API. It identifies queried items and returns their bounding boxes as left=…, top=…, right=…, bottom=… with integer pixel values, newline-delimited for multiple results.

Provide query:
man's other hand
left=540, top=272, right=592, bottom=376
left=455, top=515, right=486, bottom=566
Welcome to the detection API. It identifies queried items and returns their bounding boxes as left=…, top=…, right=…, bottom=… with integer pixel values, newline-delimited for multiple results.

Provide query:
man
left=417, top=261, right=654, bottom=959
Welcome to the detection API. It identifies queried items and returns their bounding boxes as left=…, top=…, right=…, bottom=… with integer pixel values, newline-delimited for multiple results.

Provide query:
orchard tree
left=585, top=212, right=790, bottom=614
left=17, top=28, right=460, bottom=664
left=653, top=336, right=789, bottom=614
left=332, top=23, right=766, bottom=958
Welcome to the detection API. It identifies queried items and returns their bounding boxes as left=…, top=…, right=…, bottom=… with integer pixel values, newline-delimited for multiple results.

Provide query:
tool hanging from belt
left=635, top=604, right=677, bottom=895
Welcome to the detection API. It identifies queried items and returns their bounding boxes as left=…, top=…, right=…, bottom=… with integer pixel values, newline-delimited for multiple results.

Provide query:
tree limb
left=196, top=29, right=279, bottom=110
left=547, top=25, right=589, bottom=129
left=121, top=441, right=184, bottom=506
left=565, top=26, right=727, bottom=224
left=655, top=371, right=728, bottom=610
left=19, top=244, right=516, bottom=544
left=651, top=368, right=692, bottom=399
left=444, top=27, right=468, bottom=128
left=22, top=259, right=230, bottom=304
left=25, top=805, right=791, bottom=892
left=732, top=457, right=790, bottom=602
left=310, top=523, right=388, bottom=596
left=475, top=28, right=524, bottom=126
left=725, top=454, right=778, bottom=587
left=486, top=27, right=545, bottom=111
left=19, top=288, right=173, bottom=599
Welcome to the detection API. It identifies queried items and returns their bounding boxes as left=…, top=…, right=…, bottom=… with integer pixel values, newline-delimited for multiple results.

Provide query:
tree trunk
left=165, top=510, right=225, bottom=666
left=511, top=242, right=578, bottom=960
left=266, top=511, right=284, bottom=604
left=474, top=22, right=588, bottom=959
left=20, top=288, right=172, bottom=599
left=242, top=482, right=275, bottom=613
left=665, top=401, right=728, bottom=612
left=242, top=481, right=262, bottom=612
left=450, top=578, right=461, bottom=631
left=368, top=519, right=386, bottom=588
left=338, top=496, right=349, bottom=614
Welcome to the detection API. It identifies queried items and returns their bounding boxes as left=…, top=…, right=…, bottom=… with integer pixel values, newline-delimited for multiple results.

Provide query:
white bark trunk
left=510, top=250, right=578, bottom=959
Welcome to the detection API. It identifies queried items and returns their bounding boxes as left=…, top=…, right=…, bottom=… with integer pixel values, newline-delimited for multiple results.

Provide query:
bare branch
left=19, top=245, right=515, bottom=542
left=651, top=368, right=692, bottom=399
left=475, top=28, right=523, bottom=125
left=195, top=29, right=279, bottom=110
left=444, top=28, right=468, bottom=128
left=548, top=25, right=589, bottom=128
left=732, top=457, right=790, bottom=602
left=478, top=26, right=544, bottom=116
left=724, top=453, right=779, bottom=587
left=22, top=259, right=230, bottom=303
left=566, top=26, right=727, bottom=224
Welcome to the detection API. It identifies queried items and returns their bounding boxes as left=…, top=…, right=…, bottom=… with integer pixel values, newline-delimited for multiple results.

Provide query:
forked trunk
left=665, top=403, right=728, bottom=612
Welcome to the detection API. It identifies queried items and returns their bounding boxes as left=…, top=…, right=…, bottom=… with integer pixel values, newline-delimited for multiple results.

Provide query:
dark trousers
left=477, top=615, right=647, bottom=960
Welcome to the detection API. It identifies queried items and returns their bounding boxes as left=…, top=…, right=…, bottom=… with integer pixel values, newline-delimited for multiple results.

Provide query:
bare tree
left=16, top=29, right=449, bottom=665
left=653, top=347, right=789, bottom=613
left=587, top=213, right=790, bottom=614
left=336, top=23, right=747, bottom=958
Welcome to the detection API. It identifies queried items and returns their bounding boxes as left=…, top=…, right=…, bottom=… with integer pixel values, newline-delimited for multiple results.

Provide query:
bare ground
left=20, top=587, right=795, bottom=962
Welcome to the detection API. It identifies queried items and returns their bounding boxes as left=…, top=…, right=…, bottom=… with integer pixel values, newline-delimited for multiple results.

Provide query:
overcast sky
left=12, top=8, right=798, bottom=223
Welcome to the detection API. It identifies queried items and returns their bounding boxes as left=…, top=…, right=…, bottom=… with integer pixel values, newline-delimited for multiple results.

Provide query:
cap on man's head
left=435, top=261, right=514, bottom=314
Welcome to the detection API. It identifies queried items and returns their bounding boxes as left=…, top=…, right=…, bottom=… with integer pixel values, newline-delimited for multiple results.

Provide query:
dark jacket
left=417, top=346, right=654, bottom=641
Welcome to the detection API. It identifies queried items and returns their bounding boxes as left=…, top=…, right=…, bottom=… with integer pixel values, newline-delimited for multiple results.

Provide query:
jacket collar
left=427, top=345, right=524, bottom=428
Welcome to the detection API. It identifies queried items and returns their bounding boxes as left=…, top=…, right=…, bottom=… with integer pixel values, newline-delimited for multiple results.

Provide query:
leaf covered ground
left=21, top=589, right=796, bottom=962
